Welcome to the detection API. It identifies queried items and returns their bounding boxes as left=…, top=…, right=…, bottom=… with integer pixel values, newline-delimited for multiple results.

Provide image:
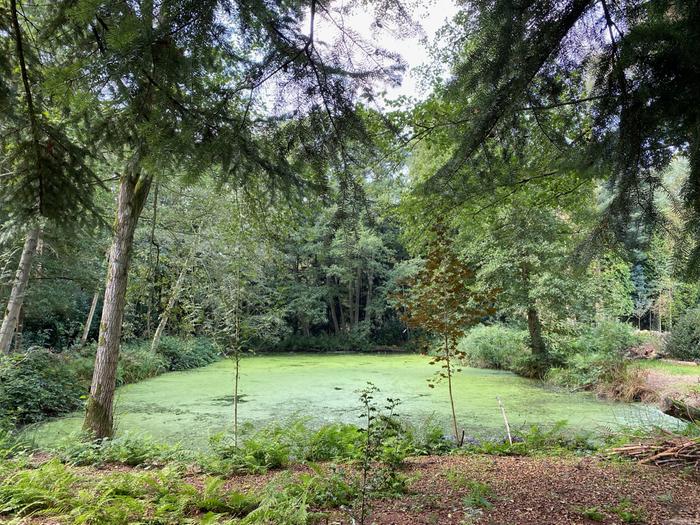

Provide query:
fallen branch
left=662, top=397, right=700, bottom=424
left=609, top=436, right=700, bottom=471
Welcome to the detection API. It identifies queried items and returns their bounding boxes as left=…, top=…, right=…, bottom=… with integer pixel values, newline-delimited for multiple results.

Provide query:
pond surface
left=27, top=353, right=678, bottom=449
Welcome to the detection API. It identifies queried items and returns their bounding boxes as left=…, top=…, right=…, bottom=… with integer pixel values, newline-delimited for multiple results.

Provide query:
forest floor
left=14, top=453, right=700, bottom=525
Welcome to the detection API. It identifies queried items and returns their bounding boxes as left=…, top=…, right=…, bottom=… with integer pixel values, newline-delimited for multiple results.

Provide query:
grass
left=635, top=359, right=700, bottom=376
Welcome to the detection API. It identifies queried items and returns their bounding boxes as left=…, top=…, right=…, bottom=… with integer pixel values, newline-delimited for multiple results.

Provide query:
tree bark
left=145, top=183, right=159, bottom=338
left=327, top=276, right=339, bottom=334
left=365, top=268, right=373, bottom=324
left=527, top=305, right=547, bottom=359
left=80, top=289, right=100, bottom=347
left=151, top=260, right=188, bottom=352
left=83, top=169, right=152, bottom=438
left=13, top=305, right=24, bottom=353
left=0, top=226, right=41, bottom=354
left=662, top=397, right=700, bottom=423
left=354, top=266, right=361, bottom=325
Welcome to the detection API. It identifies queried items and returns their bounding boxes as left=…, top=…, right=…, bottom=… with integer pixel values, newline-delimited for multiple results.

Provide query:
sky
left=314, top=0, right=459, bottom=101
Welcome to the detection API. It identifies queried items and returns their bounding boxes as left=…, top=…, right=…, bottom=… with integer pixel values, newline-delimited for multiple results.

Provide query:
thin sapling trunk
left=80, top=289, right=100, bottom=347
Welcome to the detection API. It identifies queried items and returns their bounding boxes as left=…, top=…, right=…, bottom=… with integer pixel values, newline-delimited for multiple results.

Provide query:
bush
left=55, top=432, right=183, bottom=467
left=155, top=336, right=219, bottom=370
left=457, top=325, right=528, bottom=370
left=0, top=348, right=85, bottom=425
left=568, top=320, right=642, bottom=355
left=667, top=307, right=700, bottom=361
left=546, top=322, right=654, bottom=401
left=272, top=330, right=372, bottom=352
left=117, top=344, right=168, bottom=385
left=547, top=352, right=626, bottom=390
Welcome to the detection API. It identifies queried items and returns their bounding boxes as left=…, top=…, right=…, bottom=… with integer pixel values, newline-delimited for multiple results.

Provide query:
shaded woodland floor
left=11, top=454, right=700, bottom=525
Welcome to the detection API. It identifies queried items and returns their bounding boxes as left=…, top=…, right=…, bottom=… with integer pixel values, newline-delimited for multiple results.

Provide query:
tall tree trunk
left=339, top=298, right=346, bottom=331
left=354, top=266, right=361, bottom=325
left=83, top=170, right=152, bottom=439
left=13, top=305, right=24, bottom=353
left=151, top=261, right=188, bottom=352
left=347, top=283, right=353, bottom=329
left=0, top=226, right=40, bottom=354
left=80, top=289, right=100, bottom=347
left=365, top=268, right=373, bottom=325
left=527, top=305, right=547, bottom=358
left=327, top=276, right=339, bottom=334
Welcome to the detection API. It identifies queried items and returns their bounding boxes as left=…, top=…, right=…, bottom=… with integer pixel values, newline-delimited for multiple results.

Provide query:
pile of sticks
left=611, top=436, right=700, bottom=470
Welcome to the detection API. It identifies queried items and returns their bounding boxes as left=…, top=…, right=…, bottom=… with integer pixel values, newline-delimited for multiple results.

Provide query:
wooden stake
left=498, top=397, right=512, bottom=445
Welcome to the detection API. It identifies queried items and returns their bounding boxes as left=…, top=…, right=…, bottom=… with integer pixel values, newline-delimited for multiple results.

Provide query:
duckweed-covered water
left=27, top=353, right=677, bottom=449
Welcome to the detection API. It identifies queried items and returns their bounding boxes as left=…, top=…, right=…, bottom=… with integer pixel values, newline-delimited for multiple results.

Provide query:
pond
left=26, top=353, right=678, bottom=449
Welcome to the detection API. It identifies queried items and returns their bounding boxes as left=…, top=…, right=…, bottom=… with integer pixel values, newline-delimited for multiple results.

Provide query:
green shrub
left=547, top=352, right=626, bottom=390
left=462, top=480, right=495, bottom=509
left=460, top=422, right=597, bottom=456
left=546, top=321, right=648, bottom=394
left=0, top=348, right=85, bottom=425
left=117, top=344, right=168, bottom=385
left=568, top=320, right=641, bottom=355
left=207, top=426, right=292, bottom=475
left=667, top=307, right=700, bottom=360
left=457, top=324, right=528, bottom=370
left=272, top=330, right=372, bottom=353
left=55, top=433, right=184, bottom=467
left=155, top=336, right=219, bottom=370
left=307, top=423, right=362, bottom=461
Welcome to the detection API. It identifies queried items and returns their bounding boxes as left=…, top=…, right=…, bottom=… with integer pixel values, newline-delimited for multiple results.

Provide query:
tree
left=42, top=0, right=403, bottom=438
left=395, top=226, right=494, bottom=442
left=0, top=0, right=99, bottom=353
left=417, top=0, right=700, bottom=272
left=403, top=108, right=597, bottom=374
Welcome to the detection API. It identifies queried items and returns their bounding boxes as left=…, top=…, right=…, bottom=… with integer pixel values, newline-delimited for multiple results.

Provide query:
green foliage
left=0, top=459, right=263, bottom=524
left=610, top=499, right=646, bottom=524
left=307, top=423, right=363, bottom=462
left=462, top=480, right=494, bottom=510
left=0, top=459, right=77, bottom=517
left=567, top=321, right=642, bottom=356
left=1, top=337, right=218, bottom=427
left=577, top=506, right=605, bottom=522
left=115, top=344, right=168, bottom=385
left=460, top=422, right=597, bottom=457
left=273, top=331, right=372, bottom=353
left=667, top=307, right=700, bottom=360
left=154, top=336, right=219, bottom=371
left=0, top=348, right=84, bottom=425
left=458, top=325, right=528, bottom=370
left=55, top=433, right=183, bottom=467
left=545, top=322, right=647, bottom=396
left=546, top=352, right=627, bottom=391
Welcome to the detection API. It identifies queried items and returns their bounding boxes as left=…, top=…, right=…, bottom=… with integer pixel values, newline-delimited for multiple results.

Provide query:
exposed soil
left=643, top=362, right=700, bottom=411
left=12, top=454, right=700, bottom=525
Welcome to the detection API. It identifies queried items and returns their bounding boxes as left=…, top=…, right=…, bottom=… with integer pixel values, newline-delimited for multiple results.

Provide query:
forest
left=1, top=0, right=700, bottom=523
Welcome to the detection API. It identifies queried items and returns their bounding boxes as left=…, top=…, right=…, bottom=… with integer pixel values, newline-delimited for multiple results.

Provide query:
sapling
left=393, top=225, right=496, bottom=442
